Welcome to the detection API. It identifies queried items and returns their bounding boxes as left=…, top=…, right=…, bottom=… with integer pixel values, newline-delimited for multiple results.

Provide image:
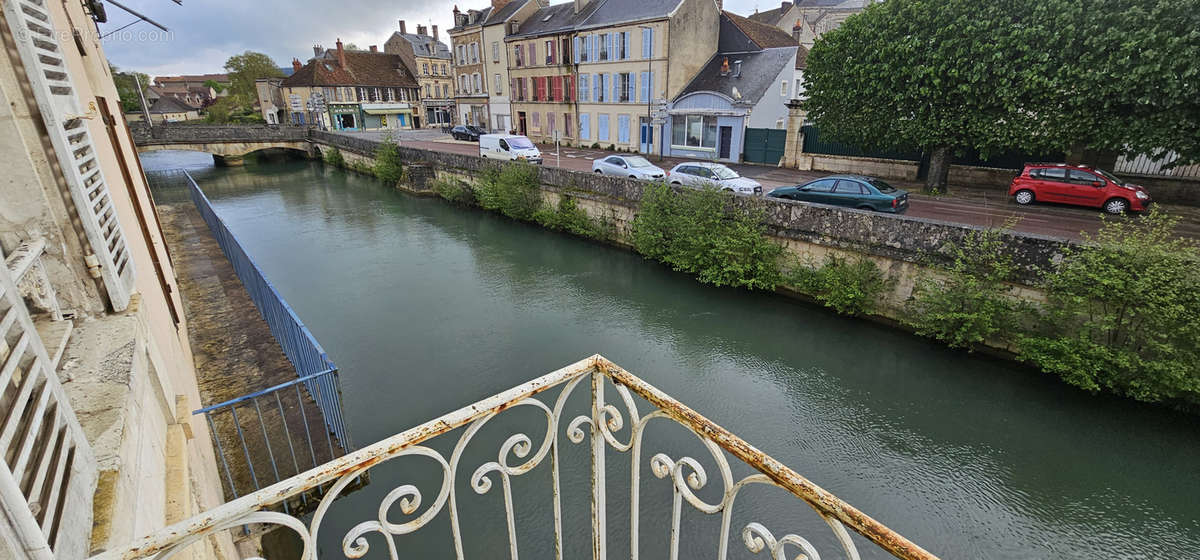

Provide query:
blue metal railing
left=180, top=170, right=351, bottom=451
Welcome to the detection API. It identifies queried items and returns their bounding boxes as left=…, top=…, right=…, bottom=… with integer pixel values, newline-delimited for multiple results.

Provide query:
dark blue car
left=767, top=175, right=909, bottom=213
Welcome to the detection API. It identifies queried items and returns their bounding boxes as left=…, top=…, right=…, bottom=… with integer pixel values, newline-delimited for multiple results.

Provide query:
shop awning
left=361, top=103, right=413, bottom=115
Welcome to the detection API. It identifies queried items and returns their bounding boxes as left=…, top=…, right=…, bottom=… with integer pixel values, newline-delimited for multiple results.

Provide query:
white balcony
left=86, top=355, right=936, bottom=560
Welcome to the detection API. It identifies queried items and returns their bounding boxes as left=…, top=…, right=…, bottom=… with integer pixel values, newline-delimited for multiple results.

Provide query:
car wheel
left=1104, top=198, right=1129, bottom=215
left=629, top=175, right=637, bottom=179
left=1014, top=189, right=1035, bottom=205
left=595, top=169, right=603, bottom=174
left=671, top=181, right=682, bottom=186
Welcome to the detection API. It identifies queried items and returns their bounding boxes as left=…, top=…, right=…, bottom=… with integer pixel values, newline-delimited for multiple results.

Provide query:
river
left=142, top=151, right=1199, bottom=560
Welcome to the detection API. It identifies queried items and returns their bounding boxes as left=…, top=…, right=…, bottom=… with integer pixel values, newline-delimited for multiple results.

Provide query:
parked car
left=1009, top=163, right=1151, bottom=214
left=767, top=175, right=909, bottom=213
left=451, top=125, right=484, bottom=141
left=667, top=162, right=762, bottom=195
left=591, top=155, right=666, bottom=180
left=479, top=134, right=543, bottom=164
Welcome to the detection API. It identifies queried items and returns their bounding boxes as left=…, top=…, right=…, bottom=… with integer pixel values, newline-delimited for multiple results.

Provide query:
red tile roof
left=281, top=51, right=419, bottom=88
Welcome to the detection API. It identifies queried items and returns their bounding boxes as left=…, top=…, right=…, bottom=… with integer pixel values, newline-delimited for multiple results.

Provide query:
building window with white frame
left=781, top=80, right=788, bottom=96
left=672, top=115, right=718, bottom=148
left=492, top=41, right=499, bottom=62
left=494, top=73, right=502, bottom=94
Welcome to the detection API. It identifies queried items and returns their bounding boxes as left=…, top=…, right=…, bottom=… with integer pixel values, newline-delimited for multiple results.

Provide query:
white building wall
left=745, top=51, right=798, bottom=130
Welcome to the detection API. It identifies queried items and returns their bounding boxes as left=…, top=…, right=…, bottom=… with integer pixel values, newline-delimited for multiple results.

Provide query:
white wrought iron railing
left=88, top=355, right=938, bottom=560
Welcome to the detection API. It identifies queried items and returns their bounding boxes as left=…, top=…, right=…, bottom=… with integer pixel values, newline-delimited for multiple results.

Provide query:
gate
left=743, top=128, right=787, bottom=164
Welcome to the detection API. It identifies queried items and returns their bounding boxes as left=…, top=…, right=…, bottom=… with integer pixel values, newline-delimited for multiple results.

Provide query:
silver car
left=667, top=162, right=762, bottom=195
left=591, top=155, right=667, bottom=180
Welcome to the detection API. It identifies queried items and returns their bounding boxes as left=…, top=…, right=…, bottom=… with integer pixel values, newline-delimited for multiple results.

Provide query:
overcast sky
left=98, top=0, right=769, bottom=78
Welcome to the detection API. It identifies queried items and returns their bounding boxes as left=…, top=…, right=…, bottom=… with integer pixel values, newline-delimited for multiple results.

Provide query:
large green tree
left=110, top=65, right=150, bottom=113
left=223, top=51, right=283, bottom=103
left=803, top=0, right=1200, bottom=192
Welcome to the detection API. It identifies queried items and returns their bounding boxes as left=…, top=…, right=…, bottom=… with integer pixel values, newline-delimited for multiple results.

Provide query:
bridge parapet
left=130, top=122, right=309, bottom=145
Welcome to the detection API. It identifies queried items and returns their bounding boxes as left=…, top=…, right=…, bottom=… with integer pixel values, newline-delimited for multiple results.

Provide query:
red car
left=1009, top=163, right=1152, bottom=214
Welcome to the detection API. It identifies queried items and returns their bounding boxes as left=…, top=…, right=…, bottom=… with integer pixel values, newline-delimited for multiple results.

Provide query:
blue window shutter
left=628, top=73, right=636, bottom=102
left=623, top=32, right=631, bottom=60
left=618, top=115, right=629, bottom=143
left=574, top=37, right=580, bottom=63
left=642, top=28, right=651, bottom=58
left=640, top=72, right=648, bottom=102
left=598, top=114, right=609, bottom=141
left=610, top=73, right=617, bottom=103
left=605, top=33, right=612, bottom=59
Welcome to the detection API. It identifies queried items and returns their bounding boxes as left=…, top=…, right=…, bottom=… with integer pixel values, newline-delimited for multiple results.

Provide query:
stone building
left=126, top=96, right=203, bottom=124
left=569, top=0, right=721, bottom=153
left=481, top=0, right=546, bottom=133
left=278, top=40, right=421, bottom=130
left=747, top=0, right=873, bottom=48
left=505, top=1, right=589, bottom=142
left=385, top=21, right=456, bottom=127
left=662, top=12, right=798, bottom=162
left=0, top=0, right=235, bottom=558
left=449, top=6, right=493, bottom=127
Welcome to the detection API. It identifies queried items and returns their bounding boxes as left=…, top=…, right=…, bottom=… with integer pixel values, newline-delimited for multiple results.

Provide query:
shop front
left=330, top=104, right=362, bottom=131
left=661, top=92, right=747, bottom=163
left=361, top=103, right=415, bottom=131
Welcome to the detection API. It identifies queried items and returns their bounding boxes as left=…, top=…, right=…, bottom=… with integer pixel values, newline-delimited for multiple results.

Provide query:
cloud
left=98, top=0, right=767, bottom=78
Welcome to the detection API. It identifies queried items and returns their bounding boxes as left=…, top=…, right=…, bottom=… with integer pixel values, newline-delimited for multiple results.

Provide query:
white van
left=479, top=134, right=543, bottom=164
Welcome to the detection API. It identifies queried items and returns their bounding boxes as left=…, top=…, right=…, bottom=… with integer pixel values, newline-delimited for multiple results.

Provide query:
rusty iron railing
left=86, top=355, right=938, bottom=560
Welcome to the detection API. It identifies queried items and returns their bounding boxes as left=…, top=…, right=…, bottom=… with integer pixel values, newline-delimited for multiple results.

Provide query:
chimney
left=313, top=44, right=322, bottom=57
left=432, top=25, right=438, bottom=40
left=369, top=45, right=378, bottom=52
left=417, top=24, right=427, bottom=36
left=398, top=20, right=406, bottom=34
left=292, top=58, right=303, bottom=72
left=574, top=0, right=588, bottom=13
left=336, top=38, right=346, bottom=67
left=781, top=1, right=790, bottom=9
left=719, top=57, right=730, bottom=75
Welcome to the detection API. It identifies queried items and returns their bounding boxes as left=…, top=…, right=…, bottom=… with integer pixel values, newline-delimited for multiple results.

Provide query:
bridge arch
left=135, top=141, right=316, bottom=166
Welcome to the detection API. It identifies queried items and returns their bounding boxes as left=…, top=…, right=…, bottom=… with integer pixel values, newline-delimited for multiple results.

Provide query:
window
left=423, top=63, right=429, bottom=75
left=492, top=41, right=500, bottom=62
left=515, top=77, right=526, bottom=101
left=833, top=180, right=866, bottom=194
left=1038, top=168, right=1068, bottom=181
left=617, top=73, right=631, bottom=102
left=564, top=113, right=572, bottom=137
left=671, top=115, right=718, bottom=148
left=641, top=27, right=653, bottom=58
left=616, top=31, right=628, bottom=60
left=781, top=80, right=788, bottom=96
left=494, top=73, right=503, bottom=94
left=617, top=114, right=630, bottom=143
left=515, top=45, right=524, bottom=67
left=579, top=35, right=590, bottom=62
left=442, top=64, right=448, bottom=75
left=546, top=112, right=555, bottom=135
left=805, top=179, right=837, bottom=192
left=579, top=113, right=591, bottom=140
left=579, top=74, right=590, bottom=102
left=545, top=40, right=554, bottom=64
left=358, top=87, right=368, bottom=101
left=599, top=33, right=609, bottom=61
left=532, top=111, right=540, bottom=129
left=562, top=38, right=571, bottom=65
left=473, top=73, right=482, bottom=93
left=868, top=179, right=898, bottom=193
left=1069, top=169, right=1101, bottom=184
left=471, top=43, right=479, bottom=63
left=795, top=79, right=803, bottom=97
left=594, top=73, right=606, bottom=102
left=529, top=42, right=537, bottom=64
left=552, top=76, right=563, bottom=101
left=597, top=113, right=610, bottom=141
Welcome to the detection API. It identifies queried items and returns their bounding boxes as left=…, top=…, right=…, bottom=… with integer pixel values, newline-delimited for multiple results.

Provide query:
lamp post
left=639, top=25, right=653, bottom=158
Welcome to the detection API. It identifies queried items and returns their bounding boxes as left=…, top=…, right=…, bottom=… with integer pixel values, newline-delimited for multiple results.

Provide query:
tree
left=202, top=79, right=225, bottom=93
left=110, top=65, right=150, bottom=113
left=803, top=0, right=1050, bottom=192
left=223, top=51, right=283, bottom=103
left=1032, top=0, right=1200, bottom=168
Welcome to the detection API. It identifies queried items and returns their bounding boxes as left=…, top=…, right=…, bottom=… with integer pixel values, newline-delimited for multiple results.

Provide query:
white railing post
left=590, top=371, right=607, bottom=560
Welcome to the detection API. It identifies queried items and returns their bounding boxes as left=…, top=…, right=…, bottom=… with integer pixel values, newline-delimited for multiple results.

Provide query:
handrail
left=192, top=369, right=334, bottom=415
left=88, top=354, right=938, bottom=560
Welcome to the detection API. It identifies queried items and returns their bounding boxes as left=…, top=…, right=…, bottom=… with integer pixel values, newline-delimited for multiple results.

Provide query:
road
left=343, top=129, right=1200, bottom=241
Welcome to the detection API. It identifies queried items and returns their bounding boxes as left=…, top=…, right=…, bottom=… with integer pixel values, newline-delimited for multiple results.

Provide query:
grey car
left=591, top=155, right=666, bottom=180
left=667, top=162, right=762, bottom=195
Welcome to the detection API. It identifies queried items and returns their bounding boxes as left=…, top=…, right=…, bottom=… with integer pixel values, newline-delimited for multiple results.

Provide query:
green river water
left=143, top=151, right=1199, bottom=560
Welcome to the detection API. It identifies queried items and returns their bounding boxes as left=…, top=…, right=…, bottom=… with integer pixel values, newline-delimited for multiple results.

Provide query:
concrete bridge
left=129, top=123, right=318, bottom=165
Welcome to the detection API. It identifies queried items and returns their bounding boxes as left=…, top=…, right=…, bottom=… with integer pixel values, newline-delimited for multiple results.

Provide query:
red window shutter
left=550, top=40, right=557, bottom=64
left=566, top=75, right=574, bottom=102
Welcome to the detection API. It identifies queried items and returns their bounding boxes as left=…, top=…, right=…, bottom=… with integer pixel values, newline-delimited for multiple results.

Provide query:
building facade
left=570, top=0, right=720, bottom=153
left=385, top=21, right=455, bottom=127
left=505, top=2, right=585, bottom=143
left=277, top=40, right=421, bottom=130
left=482, top=0, right=544, bottom=134
left=663, top=13, right=798, bottom=162
left=0, top=0, right=235, bottom=558
left=449, top=6, right=492, bottom=127
left=748, top=0, right=872, bottom=48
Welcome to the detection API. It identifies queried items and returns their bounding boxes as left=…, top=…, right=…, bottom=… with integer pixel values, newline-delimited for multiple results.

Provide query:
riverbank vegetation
left=789, top=255, right=891, bottom=316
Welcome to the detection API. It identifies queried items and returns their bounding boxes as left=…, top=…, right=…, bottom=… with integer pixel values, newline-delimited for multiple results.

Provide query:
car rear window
left=867, top=179, right=897, bottom=193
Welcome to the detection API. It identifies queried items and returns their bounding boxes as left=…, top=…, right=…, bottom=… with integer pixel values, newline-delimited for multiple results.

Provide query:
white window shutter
left=4, top=0, right=136, bottom=311
left=623, top=32, right=630, bottom=60
left=574, top=37, right=581, bottom=63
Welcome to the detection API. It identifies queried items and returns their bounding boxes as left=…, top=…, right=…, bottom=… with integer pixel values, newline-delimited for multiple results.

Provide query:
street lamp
left=639, top=25, right=653, bottom=159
